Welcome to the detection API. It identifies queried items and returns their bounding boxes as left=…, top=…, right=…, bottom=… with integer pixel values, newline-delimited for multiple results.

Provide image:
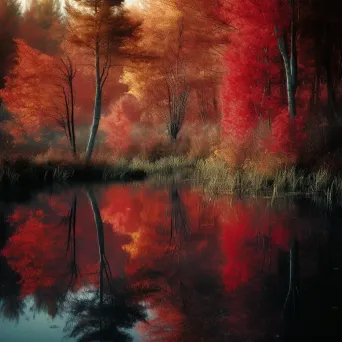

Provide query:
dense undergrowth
left=0, top=158, right=147, bottom=187
left=193, top=159, right=341, bottom=199
left=1, top=155, right=342, bottom=205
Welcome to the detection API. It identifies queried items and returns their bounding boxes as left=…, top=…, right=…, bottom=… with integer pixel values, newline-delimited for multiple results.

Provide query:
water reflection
left=0, top=184, right=342, bottom=341
left=65, top=188, right=150, bottom=342
left=169, top=182, right=189, bottom=249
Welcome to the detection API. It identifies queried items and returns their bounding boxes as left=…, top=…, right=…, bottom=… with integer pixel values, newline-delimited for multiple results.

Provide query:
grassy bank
left=192, top=158, right=342, bottom=200
left=0, top=158, right=147, bottom=187
left=1, top=156, right=342, bottom=202
left=0, top=156, right=196, bottom=189
left=113, top=156, right=342, bottom=202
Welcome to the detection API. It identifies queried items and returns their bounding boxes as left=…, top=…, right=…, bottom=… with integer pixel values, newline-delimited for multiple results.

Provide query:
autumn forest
left=0, top=0, right=341, bottom=176
left=2, top=1, right=342, bottom=341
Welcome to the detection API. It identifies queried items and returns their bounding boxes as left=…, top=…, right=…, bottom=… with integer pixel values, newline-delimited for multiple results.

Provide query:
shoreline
left=1, top=157, right=341, bottom=203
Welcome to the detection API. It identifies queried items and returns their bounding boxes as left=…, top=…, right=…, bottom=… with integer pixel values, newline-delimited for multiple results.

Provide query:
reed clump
left=192, top=157, right=342, bottom=201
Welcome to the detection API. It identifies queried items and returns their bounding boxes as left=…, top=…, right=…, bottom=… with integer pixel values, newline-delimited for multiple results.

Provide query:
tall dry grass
left=193, top=156, right=342, bottom=203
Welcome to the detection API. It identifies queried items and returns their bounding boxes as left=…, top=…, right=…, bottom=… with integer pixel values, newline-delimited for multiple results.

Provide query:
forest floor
left=1, top=156, right=341, bottom=203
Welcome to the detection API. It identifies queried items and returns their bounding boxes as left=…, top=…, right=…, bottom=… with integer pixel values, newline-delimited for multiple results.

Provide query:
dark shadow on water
left=0, top=204, right=24, bottom=324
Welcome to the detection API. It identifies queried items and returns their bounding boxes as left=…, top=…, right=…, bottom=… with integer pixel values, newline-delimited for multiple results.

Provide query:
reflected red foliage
left=2, top=189, right=131, bottom=298
left=0, top=184, right=329, bottom=341
left=220, top=201, right=290, bottom=291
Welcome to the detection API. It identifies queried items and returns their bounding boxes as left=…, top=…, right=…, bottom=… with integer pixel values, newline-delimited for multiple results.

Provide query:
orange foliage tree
left=100, top=184, right=232, bottom=341
left=0, top=39, right=78, bottom=153
left=65, top=0, right=140, bottom=161
left=122, top=0, right=228, bottom=144
left=100, top=94, right=163, bottom=158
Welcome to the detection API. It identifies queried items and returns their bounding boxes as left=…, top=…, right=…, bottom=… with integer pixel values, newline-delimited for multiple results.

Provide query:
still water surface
left=1, top=183, right=342, bottom=341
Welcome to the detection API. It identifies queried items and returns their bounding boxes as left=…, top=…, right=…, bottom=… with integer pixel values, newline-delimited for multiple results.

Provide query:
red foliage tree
left=101, top=94, right=141, bottom=157
left=220, top=0, right=307, bottom=162
left=220, top=201, right=290, bottom=291
left=0, top=39, right=79, bottom=152
left=66, top=0, right=140, bottom=161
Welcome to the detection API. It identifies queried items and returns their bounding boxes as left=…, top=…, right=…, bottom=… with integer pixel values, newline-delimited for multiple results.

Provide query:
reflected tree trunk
left=65, top=196, right=79, bottom=292
left=169, top=183, right=189, bottom=248
left=283, top=236, right=300, bottom=338
left=65, top=187, right=148, bottom=341
left=86, top=187, right=106, bottom=309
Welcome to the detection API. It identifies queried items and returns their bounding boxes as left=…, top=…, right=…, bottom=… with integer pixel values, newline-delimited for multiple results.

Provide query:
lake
left=1, top=182, right=342, bottom=341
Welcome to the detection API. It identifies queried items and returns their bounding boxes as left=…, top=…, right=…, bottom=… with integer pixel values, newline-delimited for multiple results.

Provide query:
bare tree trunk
left=276, top=0, right=298, bottom=120
left=165, top=18, right=190, bottom=143
left=70, top=76, right=76, bottom=155
left=86, top=43, right=102, bottom=162
left=280, top=64, right=287, bottom=101
left=86, top=85, right=102, bottom=161
left=290, top=0, right=298, bottom=95
left=58, top=56, right=77, bottom=157
left=278, top=33, right=297, bottom=119
left=64, top=93, right=73, bottom=152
